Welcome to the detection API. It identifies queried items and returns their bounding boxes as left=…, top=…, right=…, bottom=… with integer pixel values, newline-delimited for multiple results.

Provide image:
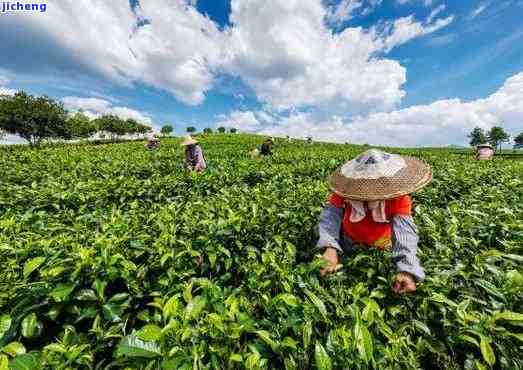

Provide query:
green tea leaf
left=137, top=324, right=162, bottom=341
left=163, top=296, right=179, bottom=320
left=354, top=321, right=373, bottom=364
left=116, top=335, right=161, bottom=358
left=0, top=315, right=11, bottom=340
left=303, top=321, right=312, bottom=350
left=492, top=311, right=523, bottom=323
left=74, top=289, right=98, bottom=302
left=479, top=336, right=495, bottom=366
left=413, top=320, right=431, bottom=336
left=50, top=283, right=75, bottom=302
left=275, top=293, right=299, bottom=307
left=185, top=296, right=207, bottom=320
left=21, top=313, right=42, bottom=339
left=304, top=290, right=328, bottom=321
left=256, top=330, right=279, bottom=352
left=281, top=337, right=297, bottom=350
left=314, top=342, right=332, bottom=370
left=229, top=354, right=243, bottom=362
left=1, top=342, right=26, bottom=357
left=8, top=354, right=39, bottom=370
left=44, top=343, right=66, bottom=353
left=506, top=332, right=523, bottom=343
left=23, top=257, right=45, bottom=278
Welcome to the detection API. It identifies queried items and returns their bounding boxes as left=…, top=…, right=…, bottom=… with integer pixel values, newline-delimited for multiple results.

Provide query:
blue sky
left=1, top=0, right=522, bottom=146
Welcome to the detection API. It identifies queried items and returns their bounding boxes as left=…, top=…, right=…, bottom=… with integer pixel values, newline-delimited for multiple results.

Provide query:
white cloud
left=0, top=70, right=16, bottom=96
left=1, top=0, right=226, bottom=105
left=326, top=0, right=363, bottom=24
left=0, top=87, right=17, bottom=96
left=397, top=0, right=433, bottom=7
left=222, top=71, right=523, bottom=147
left=470, top=3, right=488, bottom=19
left=62, top=97, right=111, bottom=112
left=222, top=0, right=411, bottom=113
left=376, top=12, right=455, bottom=52
left=62, top=96, right=153, bottom=125
left=427, top=4, right=445, bottom=23
left=1, top=0, right=453, bottom=117
left=216, top=110, right=276, bottom=132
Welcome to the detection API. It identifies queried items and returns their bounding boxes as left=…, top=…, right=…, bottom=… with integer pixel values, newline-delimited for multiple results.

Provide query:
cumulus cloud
left=62, top=96, right=153, bottom=125
left=0, top=0, right=226, bottom=105
left=223, top=1, right=408, bottom=113
left=0, top=0, right=453, bottom=117
left=222, top=71, right=523, bottom=147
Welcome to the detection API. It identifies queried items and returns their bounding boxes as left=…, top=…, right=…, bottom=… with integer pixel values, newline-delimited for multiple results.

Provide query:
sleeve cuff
left=396, top=262, right=425, bottom=282
left=316, top=237, right=343, bottom=254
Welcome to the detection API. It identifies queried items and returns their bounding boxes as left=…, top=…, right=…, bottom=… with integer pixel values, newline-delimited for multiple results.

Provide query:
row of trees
left=0, top=92, right=153, bottom=147
left=185, top=126, right=237, bottom=134
left=0, top=91, right=239, bottom=147
left=468, top=126, right=522, bottom=151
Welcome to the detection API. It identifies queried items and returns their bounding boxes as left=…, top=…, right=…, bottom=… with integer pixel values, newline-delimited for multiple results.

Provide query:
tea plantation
left=0, top=135, right=522, bottom=369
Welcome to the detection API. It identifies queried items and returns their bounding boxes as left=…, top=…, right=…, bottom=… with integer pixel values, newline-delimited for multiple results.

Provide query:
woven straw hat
left=328, top=149, right=432, bottom=201
left=180, top=135, right=198, bottom=146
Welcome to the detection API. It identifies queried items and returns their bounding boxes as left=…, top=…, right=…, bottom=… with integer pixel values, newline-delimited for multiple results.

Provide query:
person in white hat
left=316, top=149, right=432, bottom=295
left=476, top=143, right=494, bottom=160
left=145, top=132, right=160, bottom=150
left=181, top=135, right=206, bottom=171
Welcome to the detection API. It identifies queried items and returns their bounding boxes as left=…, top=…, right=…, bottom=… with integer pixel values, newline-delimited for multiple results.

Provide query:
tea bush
left=0, top=135, right=521, bottom=369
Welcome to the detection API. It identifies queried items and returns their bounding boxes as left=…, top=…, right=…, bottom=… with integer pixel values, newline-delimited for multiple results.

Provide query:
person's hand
left=320, top=247, right=339, bottom=276
left=392, top=272, right=416, bottom=295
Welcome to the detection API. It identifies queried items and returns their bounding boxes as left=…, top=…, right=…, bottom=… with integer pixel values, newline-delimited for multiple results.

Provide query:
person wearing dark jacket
left=260, top=137, right=274, bottom=156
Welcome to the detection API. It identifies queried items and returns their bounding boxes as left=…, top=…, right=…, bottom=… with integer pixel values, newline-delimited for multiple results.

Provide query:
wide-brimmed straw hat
left=180, top=135, right=198, bottom=146
left=328, top=149, right=432, bottom=201
left=477, top=143, right=493, bottom=149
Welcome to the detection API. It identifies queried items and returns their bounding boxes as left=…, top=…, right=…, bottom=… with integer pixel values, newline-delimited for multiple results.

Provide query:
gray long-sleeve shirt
left=316, top=204, right=425, bottom=281
left=185, top=145, right=206, bottom=171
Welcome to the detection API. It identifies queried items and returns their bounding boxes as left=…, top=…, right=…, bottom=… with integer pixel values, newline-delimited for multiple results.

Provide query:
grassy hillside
left=0, top=135, right=522, bottom=369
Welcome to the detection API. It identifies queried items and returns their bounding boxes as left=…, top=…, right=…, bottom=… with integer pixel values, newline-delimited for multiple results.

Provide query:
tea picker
left=181, top=135, right=207, bottom=172
left=476, top=143, right=494, bottom=160
left=316, top=149, right=432, bottom=295
left=260, top=137, right=274, bottom=156
left=145, top=132, right=160, bottom=150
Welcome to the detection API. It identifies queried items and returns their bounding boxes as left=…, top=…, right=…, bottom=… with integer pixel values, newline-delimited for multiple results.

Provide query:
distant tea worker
left=316, top=149, right=432, bottom=295
left=145, top=132, right=160, bottom=150
left=181, top=135, right=207, bottom=172
left=476, top=143, right=494, bottom=160
left=260, top=137, right=274, bottom=156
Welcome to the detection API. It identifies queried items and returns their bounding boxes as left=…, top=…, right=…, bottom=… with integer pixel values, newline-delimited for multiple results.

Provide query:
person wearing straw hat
left=316, top=149, right=432, bottom=295
left=181, top=135, right=207, bottom=172
left=476, top=143, right=494, bottom=160
left=260, top=137, right=274, bottom=156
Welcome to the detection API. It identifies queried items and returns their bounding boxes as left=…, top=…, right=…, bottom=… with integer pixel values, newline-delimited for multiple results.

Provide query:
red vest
left=329, top=194, right=412, bottom=250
